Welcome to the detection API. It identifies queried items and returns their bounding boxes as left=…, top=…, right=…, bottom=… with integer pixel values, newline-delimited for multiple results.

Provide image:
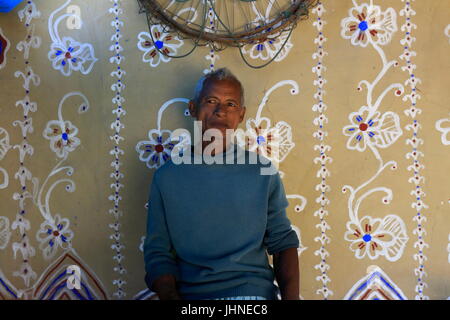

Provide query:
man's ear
left=239, top=106, right=246, bottom=123
left=188, top=100, right=197, bottom=117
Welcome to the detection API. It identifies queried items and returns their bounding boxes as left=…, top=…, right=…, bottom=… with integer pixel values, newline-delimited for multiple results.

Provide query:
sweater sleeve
left=263, top=171, right=299, bottom=255
left=143, top=172, right=179, bottom=288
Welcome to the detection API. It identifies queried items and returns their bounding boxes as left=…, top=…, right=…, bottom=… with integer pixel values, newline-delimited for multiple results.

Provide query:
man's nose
left=214, top=102, right=227, bottom=116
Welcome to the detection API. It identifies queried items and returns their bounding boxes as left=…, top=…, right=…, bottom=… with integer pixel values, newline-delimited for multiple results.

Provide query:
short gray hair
left=193, top=68, right=245, bottom=106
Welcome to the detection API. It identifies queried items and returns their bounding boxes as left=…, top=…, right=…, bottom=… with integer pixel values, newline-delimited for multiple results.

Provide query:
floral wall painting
left=240, top=0, right=294, bottom=63
left=235, top=80, right=297, bottom=166
left=48, top=0, right=97, bottom=76
left=0, top=27, right=10, bottom=69
left=136, top=98, right=191, bottom=170
left=137, top=25, right=184, bottom=68
left=0, top=0, right=449, bottom=300
left=340, top=1, right=408, bottom=262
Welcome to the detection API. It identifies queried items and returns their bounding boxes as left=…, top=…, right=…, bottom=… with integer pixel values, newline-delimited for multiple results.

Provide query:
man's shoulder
left=154, top=158, right=177, bottom=178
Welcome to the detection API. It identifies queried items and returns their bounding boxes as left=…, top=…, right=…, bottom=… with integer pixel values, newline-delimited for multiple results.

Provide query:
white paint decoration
left=11, top=0, right=41, bottom=288
left=235, top=80, right=297, bottom=164
left=48, top=0, right=97, bottom=76
left=0, top=127, right=11, bottom=189
left=204, top=2, right=219, bottom=74
left=18, top=0, right=40, bottom=26
left=137, top=25, right=184, bottom=68
left=0, top=128, right=12, bottom=249
left=16, top=24, right=41, bottom=61
left=0, top=27, right=11, bottom=69
left=0, top=216, right=11, bottom=250
left=344, top=265, right=407, bottom=300
left=109, top=0, right=127, bottom=300
left=311, top=1, right=333, bottom=299
left=42, top=92, right=88, bottom=158
left=341, top=1, right=408, bottom=262
left=241, top=0, right=293, bottom=62
left=399, top=0, right=429, bottom=300
left=33, top=92, right=89, bottom=261
left=136, top=98, right=191, bottom=169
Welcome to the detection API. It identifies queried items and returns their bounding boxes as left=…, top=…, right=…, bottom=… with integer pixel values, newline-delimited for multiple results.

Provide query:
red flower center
left=359, top=123, right=368, bottom=131
left=53, top=231, right=60, bottom=237
left=65, top=52, right=72, bottom=59
left=155, top=144, right=164, bottom=153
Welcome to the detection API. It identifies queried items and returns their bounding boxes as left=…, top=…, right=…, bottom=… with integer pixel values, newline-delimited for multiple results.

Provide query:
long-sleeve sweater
left=143, top=142, right=299, bottom=300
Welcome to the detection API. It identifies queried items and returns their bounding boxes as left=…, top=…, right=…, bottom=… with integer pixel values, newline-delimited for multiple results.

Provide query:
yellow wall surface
left=0, top=0, right=449, bottom=300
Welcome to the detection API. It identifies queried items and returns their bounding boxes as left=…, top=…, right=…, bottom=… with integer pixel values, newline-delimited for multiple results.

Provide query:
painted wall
left=0, top=0, right=448, bottom=300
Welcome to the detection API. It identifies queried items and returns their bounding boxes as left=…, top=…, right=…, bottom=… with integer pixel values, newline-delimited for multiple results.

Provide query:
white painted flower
left=236, top=117, right=295, bottom=163
left=341, top=2, right=397, bottom=47
left=43, top=120, right=80, bottom=158
left=136, top=129, right=190, bottom=169
left=343, top=106, right=402, bottom=152
left=345, top=215, right=408, bottom=261
left=241, top=30, right=293, bottom=62
left=36, top=214, right=73, bottom=260
left=137, top=25, right=183, bottom=68
left=48, top=37, right=97, bottom=76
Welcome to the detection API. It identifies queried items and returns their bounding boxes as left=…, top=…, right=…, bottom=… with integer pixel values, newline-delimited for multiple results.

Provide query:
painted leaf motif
left=381, top=214, right=409, bottom=262
left=376, top=8, right=398, bottom=45
left=0, top=127, right=11, bottom=160
left=274, top=121, right=295, bottom=162
left=373, top=111, right=402, bottom=149
left=0, top=216, right=11, bottom=249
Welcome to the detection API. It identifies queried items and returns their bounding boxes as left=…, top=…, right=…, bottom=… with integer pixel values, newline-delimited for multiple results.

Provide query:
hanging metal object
left=138, top=0, right=318, bottom=68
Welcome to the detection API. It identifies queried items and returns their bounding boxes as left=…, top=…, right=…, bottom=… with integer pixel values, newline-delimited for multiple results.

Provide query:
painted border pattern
left=108, top=0, right=127, bottom=299
left=11, top=0, right=41, bottom=288
left=399, top=0, right=429, bottom=300
left=311, top=1, right=333, bottom=299
left=344, top=265, right=407, bottom=300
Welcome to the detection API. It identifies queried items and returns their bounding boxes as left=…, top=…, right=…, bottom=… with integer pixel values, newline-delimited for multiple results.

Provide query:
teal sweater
left=143, top=143, right=299, bottom=300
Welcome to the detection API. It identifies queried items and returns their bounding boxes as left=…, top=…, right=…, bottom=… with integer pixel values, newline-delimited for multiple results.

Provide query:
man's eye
left=207, top=99, right=216, bottom=104
left=228, top=103, right=237, bottom=107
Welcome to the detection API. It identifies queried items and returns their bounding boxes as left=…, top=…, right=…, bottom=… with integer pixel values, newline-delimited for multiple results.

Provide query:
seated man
left=144, top=68, right=300, bottom=300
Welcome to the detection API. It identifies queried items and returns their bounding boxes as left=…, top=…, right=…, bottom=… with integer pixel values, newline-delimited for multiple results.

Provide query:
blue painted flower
left=137, top=25, right=183, bottom=68
left=345, top=216, right=393, bottom=260
left=136, top=129, right=189, bottom=169
left=48, top=37, right=97, bottom=76
left=37, top=214, right=73, bottom=260
left=43, top=120, right=80, bottom=158
left=341, top=3, right=397, bottom=47
left=343, top=106, right=402, bottom=152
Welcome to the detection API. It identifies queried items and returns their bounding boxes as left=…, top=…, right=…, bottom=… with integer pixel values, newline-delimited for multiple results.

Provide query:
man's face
left=189, top=78, right=246, bottom=139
